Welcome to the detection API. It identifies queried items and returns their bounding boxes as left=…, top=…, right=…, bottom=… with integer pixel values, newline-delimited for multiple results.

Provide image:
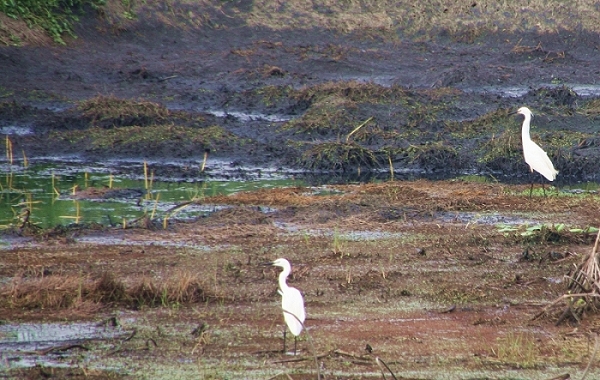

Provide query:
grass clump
left=78, top=95, right=170, bottom=128
left=291, top=81, right=407, bottom=105
left=446, top=108, right=512, bottom=136
left=282, top=94, right=357, bottom=136
left=494, top=332, right=539, bottom=368
left=578, top=98, right=600, bottom=117
left=51, top=124, right=239, bottom=154
left=130, top=271, right=207, bottom=307
left=477, top=130, right=521, bottom=169
left=298, top=141, right=380, bottom=171
left=406, top=141, right=463, bottom=171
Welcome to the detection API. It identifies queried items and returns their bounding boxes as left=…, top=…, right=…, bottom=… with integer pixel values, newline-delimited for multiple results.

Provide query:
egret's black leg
left=528, top=170, right=534, bottom=198
left=542, top=181, right=547, bottom=197
left=282, top=327, right=287, bottom=353
left=294, top=336, right=297, bottom=356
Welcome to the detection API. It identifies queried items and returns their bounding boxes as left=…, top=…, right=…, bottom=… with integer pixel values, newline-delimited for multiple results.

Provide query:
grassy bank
left=2, top=0, right=600, bottom=46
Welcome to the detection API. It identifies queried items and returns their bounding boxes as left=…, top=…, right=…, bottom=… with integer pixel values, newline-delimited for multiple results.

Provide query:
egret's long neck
left=521, top=114, right=531, bottom=141
left=278, top=268, right=291, bottom=292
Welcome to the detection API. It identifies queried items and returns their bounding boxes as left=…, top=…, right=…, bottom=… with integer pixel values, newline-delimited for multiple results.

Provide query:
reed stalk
left=5, top=136, right=13, bottom=165
left=21, top=149, right=28, bottom=168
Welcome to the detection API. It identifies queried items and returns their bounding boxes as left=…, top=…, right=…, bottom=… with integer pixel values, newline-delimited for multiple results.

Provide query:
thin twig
left=581, top=333, right=599, bottom=380
left=35, top=344, right=89, bottom=355
left=332, top=349, right=370, bottom=361
left=122, top=328, right=137, bottom=343
left=346, top=116, right=373, bottom=143
left=158, top=75, right=178, bottom=82
left=375, top=357, right=398, bottom=380
left=532, top=293, right=600, bottom=321
left=283, top=309, right=322, bottom=379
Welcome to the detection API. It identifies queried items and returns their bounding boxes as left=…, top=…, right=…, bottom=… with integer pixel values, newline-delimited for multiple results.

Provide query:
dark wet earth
left=0, top=8, right=600, bottom=184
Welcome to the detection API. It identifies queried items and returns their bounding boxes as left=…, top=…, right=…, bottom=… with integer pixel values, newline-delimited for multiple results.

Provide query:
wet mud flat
left=1, top=180, right=600, bottom=379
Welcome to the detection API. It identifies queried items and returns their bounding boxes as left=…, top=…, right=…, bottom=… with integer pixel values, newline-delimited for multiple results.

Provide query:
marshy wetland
left=2, top=1, right=600, bottom=379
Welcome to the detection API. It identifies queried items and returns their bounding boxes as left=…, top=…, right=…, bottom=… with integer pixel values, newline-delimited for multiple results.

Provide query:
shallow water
left=0, top=158, right=303, bottom=229
left=462, top=83, right=600, bottom=98
left=0, top=321, right=128, bottom=369
left=0, top=158, right=596, bottom=231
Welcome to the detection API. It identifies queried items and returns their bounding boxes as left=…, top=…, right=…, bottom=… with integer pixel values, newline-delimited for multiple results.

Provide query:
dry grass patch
left=0, top=270, right=213, bottom=310
left=7, top=0, right=600, bottom=46
left=0, top=13, right=52, bottom=46
left=205, top=187, right=319, bottom=207
left=3, top=273, right=90, bottom=309
left=245, top=0, right=600, bottom=37
left=536, top=230, right=600, bottom=326
left=130, top=271, right=207, bottom=307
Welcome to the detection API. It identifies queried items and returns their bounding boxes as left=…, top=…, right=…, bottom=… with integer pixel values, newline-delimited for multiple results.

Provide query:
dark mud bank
left=1, top=14, right=600, bottom=183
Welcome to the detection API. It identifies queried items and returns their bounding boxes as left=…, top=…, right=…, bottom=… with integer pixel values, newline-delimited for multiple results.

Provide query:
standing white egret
left=517, top=106, right=558, bottom=196
left=267, top=258, right=305, bottom=355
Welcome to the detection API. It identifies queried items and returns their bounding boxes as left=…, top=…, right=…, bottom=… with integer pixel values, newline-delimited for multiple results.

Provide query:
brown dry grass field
left=2, top=180, right=600, bottom=379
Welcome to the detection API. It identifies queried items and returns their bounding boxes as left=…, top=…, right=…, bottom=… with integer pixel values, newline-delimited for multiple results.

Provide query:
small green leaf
left=526, top=224, right=543, bottom=232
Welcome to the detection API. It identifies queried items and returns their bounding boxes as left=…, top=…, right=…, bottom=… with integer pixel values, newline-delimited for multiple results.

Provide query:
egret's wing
left=523, top=140, right=558, bottom=181
left=281, top=287, right=305, bottom=336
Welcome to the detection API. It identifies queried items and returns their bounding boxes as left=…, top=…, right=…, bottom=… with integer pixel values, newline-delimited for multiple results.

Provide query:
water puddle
left=0, top=126, right=33, bottom=136
left=204, top=109, right=292, bottom=122
left=0, top=321, right=128, bottom=369
left=75, top=234, right=220, bottom=251
left=464, top=83, right=600, bottom=98
left=437, top=211, right=538, bottom=226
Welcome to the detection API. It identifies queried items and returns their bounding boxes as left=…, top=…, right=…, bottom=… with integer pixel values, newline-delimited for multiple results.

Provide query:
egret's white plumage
left=271, top=258, right=305, bottom=337
left=518, top=107, right=558, bottom=181
left=268, top=258, right=305, bottom=354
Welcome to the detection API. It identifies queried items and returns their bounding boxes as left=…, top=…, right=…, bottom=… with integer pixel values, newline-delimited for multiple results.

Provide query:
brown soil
left=2, top=3, right=600, bottom=379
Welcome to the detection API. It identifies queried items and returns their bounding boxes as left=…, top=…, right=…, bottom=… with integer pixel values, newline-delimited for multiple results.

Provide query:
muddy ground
left=1, top=4, right=600, bottom=180
left=1, top=2, right=600, bottom=379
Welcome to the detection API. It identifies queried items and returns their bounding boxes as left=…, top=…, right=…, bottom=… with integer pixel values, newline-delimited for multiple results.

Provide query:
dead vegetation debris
left=534, top=229, right=600, bottom=325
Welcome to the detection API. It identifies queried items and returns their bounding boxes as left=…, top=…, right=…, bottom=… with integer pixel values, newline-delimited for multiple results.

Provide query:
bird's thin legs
left=528, top=170, right=534, bottom=198
left=529, top=182, right=534, bottom=198
left=294, top=336, right=298, bottom=356
left=542, top=182, right=547, bottom=197
left=282, top=327, right=287, bottom=353
left=282, top=328, right=299, bottom=355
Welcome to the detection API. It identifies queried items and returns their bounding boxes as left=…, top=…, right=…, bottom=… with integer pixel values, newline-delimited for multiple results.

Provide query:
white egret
left=267, top=258, right=305, bottom=355
left=517, top=106, right=558, bottom=196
